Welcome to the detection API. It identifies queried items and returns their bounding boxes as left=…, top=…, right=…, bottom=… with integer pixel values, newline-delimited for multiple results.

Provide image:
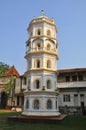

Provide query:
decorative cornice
left=31, top=35, right=57, bottom=40
left=24, top=90, right=57, bottom=95
left=25, top=68, right=57, bottom=74
left=25, top=50, right=58, bottom=59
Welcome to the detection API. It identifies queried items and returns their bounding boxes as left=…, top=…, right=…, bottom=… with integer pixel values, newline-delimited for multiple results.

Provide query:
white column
left=29, top=97, right=32, bottom=110
left=23, top=97, right=26, bottom=111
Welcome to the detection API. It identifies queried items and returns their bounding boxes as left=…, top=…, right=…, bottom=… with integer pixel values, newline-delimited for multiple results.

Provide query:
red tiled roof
left=0, top=84, right=5, bottom=87
left=57, top=68, right=86, bottom=73
left=2, top=65, right=20, bottom=77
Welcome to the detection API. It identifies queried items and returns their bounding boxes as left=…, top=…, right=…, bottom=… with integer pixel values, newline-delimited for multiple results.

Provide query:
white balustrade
left=57, top=81, right=86, bottom=88
left=26, top=47, right=57, bottom=54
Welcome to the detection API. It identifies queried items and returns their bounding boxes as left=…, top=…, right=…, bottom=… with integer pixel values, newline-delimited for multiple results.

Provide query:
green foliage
left=0, top=62, right=9, bottom=76
left=5, top=76, right=14, bottom=93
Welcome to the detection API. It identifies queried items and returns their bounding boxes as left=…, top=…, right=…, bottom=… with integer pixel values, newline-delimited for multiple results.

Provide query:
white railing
left=26, top=47, right=57, bottom=54
left=57, top=81, right=86, bottom=88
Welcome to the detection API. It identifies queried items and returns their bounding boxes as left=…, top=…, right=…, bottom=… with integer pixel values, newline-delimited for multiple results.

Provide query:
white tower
left=22, top=12, right=60, bottom=117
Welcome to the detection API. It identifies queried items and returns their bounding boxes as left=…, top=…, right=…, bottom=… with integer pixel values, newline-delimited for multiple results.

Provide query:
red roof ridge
left=2, top=65, right=20, bottom=77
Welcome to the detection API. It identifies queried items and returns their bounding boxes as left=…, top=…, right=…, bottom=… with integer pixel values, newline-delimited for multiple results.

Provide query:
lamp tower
left=22, top=12, right=60, bottom=117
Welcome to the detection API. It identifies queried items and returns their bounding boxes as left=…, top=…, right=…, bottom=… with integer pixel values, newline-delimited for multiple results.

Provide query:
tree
left=0, top=62, right=9, bottom=76
left=1, top=76, right=15, bottom=108
left=5, top=76, right=14, bottom=94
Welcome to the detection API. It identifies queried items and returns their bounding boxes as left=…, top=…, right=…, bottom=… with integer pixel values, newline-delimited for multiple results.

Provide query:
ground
left=0, top=110, right=86, bottom=130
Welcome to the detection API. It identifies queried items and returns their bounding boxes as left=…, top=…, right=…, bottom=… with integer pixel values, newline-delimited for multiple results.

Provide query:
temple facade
left=57, top=68, right=86, bottom=115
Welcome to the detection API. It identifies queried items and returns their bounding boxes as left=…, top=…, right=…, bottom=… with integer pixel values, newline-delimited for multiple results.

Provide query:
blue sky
left=0, top=0, right=86, bottom=74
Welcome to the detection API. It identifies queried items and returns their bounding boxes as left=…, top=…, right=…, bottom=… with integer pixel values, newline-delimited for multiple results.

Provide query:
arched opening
left=37, top=43, right=41, bottom=50
left=47, top=60, right=51, bottom=68
left=47, top=44, right=51, bottom=50
left=26, top=99, right=29, bottom=109
left=56, top=44, right=57, bottom=48
left=28, top=80, right=30, bottom=90
left=47, top=80, right=51, bottom=89
left=37, top=60, right=40, bottom=68
left=35, top=80, right=40, bottom=89
left=47, top=99, right=52, bottom=109
left=37, top=29, right=41, bottom=35
left=34, top=59, right=41, bottom=68
left=47, top=30, right=51, bottom=36
left=34, top=99, right=40, bottom=110
left=56, top=99, right=57, bottom=109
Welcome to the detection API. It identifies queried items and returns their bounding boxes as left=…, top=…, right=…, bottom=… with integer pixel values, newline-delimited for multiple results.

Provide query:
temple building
left=0, top=12, right=86, bottom=115
left=57, top=68, right=86, bottom=115
left=0, top=66, right=26, bottom=110
left=0, top=66, right=20, bottom=108
left=22, top=12, right=60, bottom=116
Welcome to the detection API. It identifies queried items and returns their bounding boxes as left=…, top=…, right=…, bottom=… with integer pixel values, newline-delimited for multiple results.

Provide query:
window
left=37, top=43, right=41, bottom=48
left=72, top=75, right=77, bottom=81
left=74, top=94, right=78, bottom=106
left=34, top=99, right=40, bottom=110
left=63, top=95, right=70, bottom=102
left=37, top=43, right=41, bottom=50
left=17, top=96, right=20, bottom=106
left=35, top=28, right=41, bottom=36
left=37, top=29, right=41, bottom=35
left=56, top=99, right=57, bottom=109
left=47, top=44, right=51, bottom=50
left=47, top=80, right=51, bottom=89
left=21, top=96, right=24, bottom=106
left=47, top=60, right=51, bottom=68
left=34, top=59, right=41, bottom=68
left=23, top=77, right=26, bottom=85
left=66, top=76, right=70, bottom=82
left=80, top=94, right=84, bottom=103
left=35, top=80, right=40, bottom=89
left=16, top=78, right=20, bottom=86
left=80, top=94, right=84, bottom=97
left=47, top=30, right=51, bottom=36
left=26, top=100, right=29, bottom=109
left=74, top=94, right=78, bottom=97
left=47, top=99, right=52, bottom=109
left=37, top=60, right=40, bottom=68
left=28, top=80, right=30, bottom=90
left=78, top=75, right=83, bottom=81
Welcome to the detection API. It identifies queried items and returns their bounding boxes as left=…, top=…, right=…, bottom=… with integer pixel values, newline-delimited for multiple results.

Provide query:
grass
left=0, top=110, right=86, bottom=130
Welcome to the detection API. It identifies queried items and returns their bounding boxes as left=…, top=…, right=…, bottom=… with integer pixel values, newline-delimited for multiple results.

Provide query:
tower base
left=8, top=114, right=66, bottom=124
left=22, top=111, right=61, bottom=117
left=22, top=112, right=61, bottom=118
